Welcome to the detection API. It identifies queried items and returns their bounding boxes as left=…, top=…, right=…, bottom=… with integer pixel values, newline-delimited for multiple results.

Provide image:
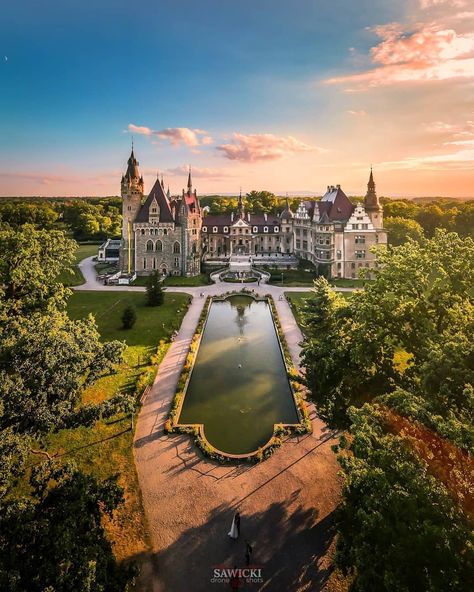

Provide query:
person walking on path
left=228, top=511, right=240, bottom=539
left=245, top=540, right=253, bottom=566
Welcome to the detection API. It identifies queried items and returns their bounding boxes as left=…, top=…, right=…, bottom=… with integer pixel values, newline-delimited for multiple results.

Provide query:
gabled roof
left=135, top=178, right=175, bottom=223
left=202, top=212, right=280, bottom=231
left=319, top=185, right=354, bottom=221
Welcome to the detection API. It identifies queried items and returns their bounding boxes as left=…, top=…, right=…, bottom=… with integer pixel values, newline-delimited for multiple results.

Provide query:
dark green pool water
left=178, top=295, right=298, bottom=454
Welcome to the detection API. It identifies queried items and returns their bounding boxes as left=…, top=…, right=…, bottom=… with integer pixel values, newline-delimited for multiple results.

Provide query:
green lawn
left=267, top=269, right=316, bottom=286
left=329, top=278, right=367, bottom=288
left=40, top=291, right=191, bottom=562
left=57, top=243, right=99, bottom=286
left=131, top=273, right=210, bottom=287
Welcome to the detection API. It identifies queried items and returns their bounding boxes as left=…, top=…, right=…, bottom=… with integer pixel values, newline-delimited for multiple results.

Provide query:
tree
left=121, top=304, right=137, bottom=329
left=0, top=224, right=76, bottom=312
left=383, top=199, right=419, bottom=219
left=0, top=461, right=136, bottom=591
left=146, top=271, right=164, bottom=306
left=335, top=404, right=474, bottom=592
left=245, top=190, right=280, bottom=213
left=301, top=230, right=474, bottom=428
left=384, top=216, right=424, bottom=246
left=0, top=308, right=128, bottom=434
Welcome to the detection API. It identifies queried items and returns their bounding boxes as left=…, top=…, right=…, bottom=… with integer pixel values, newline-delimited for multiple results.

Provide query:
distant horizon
left=1, top=192, right=473, bottom=202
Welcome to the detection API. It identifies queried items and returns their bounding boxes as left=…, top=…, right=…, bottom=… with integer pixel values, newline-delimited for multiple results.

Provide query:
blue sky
left=1, top=0, right=474, bottom=196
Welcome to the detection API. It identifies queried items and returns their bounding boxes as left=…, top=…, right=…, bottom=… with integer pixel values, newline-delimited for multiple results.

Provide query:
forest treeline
left=0, top=192, right=473, bottom=244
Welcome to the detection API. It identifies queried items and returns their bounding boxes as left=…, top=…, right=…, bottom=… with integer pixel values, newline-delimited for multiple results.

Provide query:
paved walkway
left=75, top=256, right=343, bottom=591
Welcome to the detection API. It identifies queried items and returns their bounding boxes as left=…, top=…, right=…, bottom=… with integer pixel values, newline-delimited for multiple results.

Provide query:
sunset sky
left=1, top=0, right=474, bottom=197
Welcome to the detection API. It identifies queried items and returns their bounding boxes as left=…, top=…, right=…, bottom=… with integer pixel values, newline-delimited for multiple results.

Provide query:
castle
left=119, top=148, right=387, bottom=279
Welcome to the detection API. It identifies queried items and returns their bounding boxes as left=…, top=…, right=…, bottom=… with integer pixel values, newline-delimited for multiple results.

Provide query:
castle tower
left=364, top=167, right=383, bottom=229
left=120, top=146, right=144, bottom=273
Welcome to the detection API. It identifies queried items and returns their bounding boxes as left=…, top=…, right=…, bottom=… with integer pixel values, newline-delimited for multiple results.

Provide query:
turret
left=364, top=167, right=383, bottom=229
left=120, top=144, right=144, bottom=273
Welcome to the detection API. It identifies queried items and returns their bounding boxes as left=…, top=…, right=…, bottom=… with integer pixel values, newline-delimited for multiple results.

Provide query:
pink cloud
left=216, top=133, right=317, bottom=162
left=326, top=23, right=474, bottom=88
left=128, top=124, right=214, bottom=147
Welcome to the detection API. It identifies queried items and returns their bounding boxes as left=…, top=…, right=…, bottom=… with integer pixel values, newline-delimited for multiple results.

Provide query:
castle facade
left=118, top=148, right=387, bottom=279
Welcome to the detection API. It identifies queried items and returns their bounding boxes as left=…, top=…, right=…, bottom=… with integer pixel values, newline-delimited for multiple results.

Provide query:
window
left=253, top=226, right=258, bottom=233
left=143, top=258, right=147, bottom=269
left=224, top=226, right=228, bottom=233
left=213, top=226, right=218, bottom=233
left=351, top=262, right=356, bottom=269
left=202, top=226, right=207, bottom=232
left=355, top=235, right=366, bottom=244
left=296, top=240, right=301, bottom=249
left=153, top=258, right=156, bottom=270
left=264, top=226, right=268, bottom=233
left=141, top=229, right=145, bottom=235
left=336, top=249, right=342, bottom=259
left=146, top=240, right=154, bottom=252
left=174, top=257, right=180, bottom=268
left=173, top=241, right=181, bottom=254
left=274, top=226, right=279, bottom=232
left=355, top=250, right=366, bottom=259
left=152, top=207, right=157, bottom=213
left=163, top=229, right=168, bottom=236
left=155, top=240, right=163, bottom=252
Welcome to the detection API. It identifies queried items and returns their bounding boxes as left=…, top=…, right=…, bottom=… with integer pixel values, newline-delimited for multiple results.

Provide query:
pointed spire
left=365, top=166, right=380, bottom=210
left=187, top=165, right=192, bottom=192
left=161, top=174, right=164, bottom=189
left=167, top=186, right=171, bottom=199
left=124, top=143, right=140, bottom=181
left=237, top=187, right=244, bottom=218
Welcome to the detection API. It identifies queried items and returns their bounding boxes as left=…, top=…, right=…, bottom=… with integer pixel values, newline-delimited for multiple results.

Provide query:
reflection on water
left=178, top=295, right=298, bottom=454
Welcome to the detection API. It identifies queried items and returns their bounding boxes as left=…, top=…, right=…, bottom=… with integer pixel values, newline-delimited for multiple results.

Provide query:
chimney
left=231, top=212, right=234, bottom=222
left=247, top=212, right=250, bottom=221
left=264, top=212, right=267, bottom=222
left=336, top=184, right=340, bottom=189
left=327, top=185, right=330, bottom=192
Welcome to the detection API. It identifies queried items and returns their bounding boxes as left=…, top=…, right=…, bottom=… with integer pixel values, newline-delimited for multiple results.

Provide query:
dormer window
left=264, top=226, right=268, bottom=233
left=213, top=226, right=218, bottom=233
left=274, top=226, right=279, bottom=232
left=253, top=226, right=258, bottom=233
left=202, top=226, right=207, bottom=232
left=223, top=226, right=229, bottom=233
left=152, top=208, right=157, bottom=213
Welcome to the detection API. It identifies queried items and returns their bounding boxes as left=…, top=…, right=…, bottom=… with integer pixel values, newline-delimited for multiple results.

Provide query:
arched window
left=263, top=226, right=268, bottom=233
left=146, top=240, right=154, bottom=251
left=155, top=240, right=163, bottom=252
left=141, top=229, right=145, bottom=235
left=253, top=226, right=258, bottom=233
left=163, top=228, right=168, bottom=235
left=173, top=241, right=181, bottom=254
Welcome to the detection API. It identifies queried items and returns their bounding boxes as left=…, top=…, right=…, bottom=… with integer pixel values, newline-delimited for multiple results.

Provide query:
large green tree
left=0, top=226, right=135, bottom=590
left=336, top=404, right=474, bottom=592
left=0, top=461, right=136, bottom=591
left=384, top=216, right=424, bottom=246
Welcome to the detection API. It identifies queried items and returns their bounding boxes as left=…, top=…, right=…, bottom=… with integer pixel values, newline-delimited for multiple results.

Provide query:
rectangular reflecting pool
left=177, top=295, right=299, bottom=455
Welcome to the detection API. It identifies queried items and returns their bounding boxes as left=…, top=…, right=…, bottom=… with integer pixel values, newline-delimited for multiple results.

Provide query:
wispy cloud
left=347, top=109, right=367, bottom=116
left=128, top=124, right=213, bottom=147
left=165, top=165, right=235, bottom=179
left=325, top=22, right=474, bottom=88
left=216, top=133, right=318, bottom=162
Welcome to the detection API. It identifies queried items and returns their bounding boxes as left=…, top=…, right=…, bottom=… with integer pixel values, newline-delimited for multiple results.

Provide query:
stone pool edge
left=164, top=289, right=312, bottom=463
